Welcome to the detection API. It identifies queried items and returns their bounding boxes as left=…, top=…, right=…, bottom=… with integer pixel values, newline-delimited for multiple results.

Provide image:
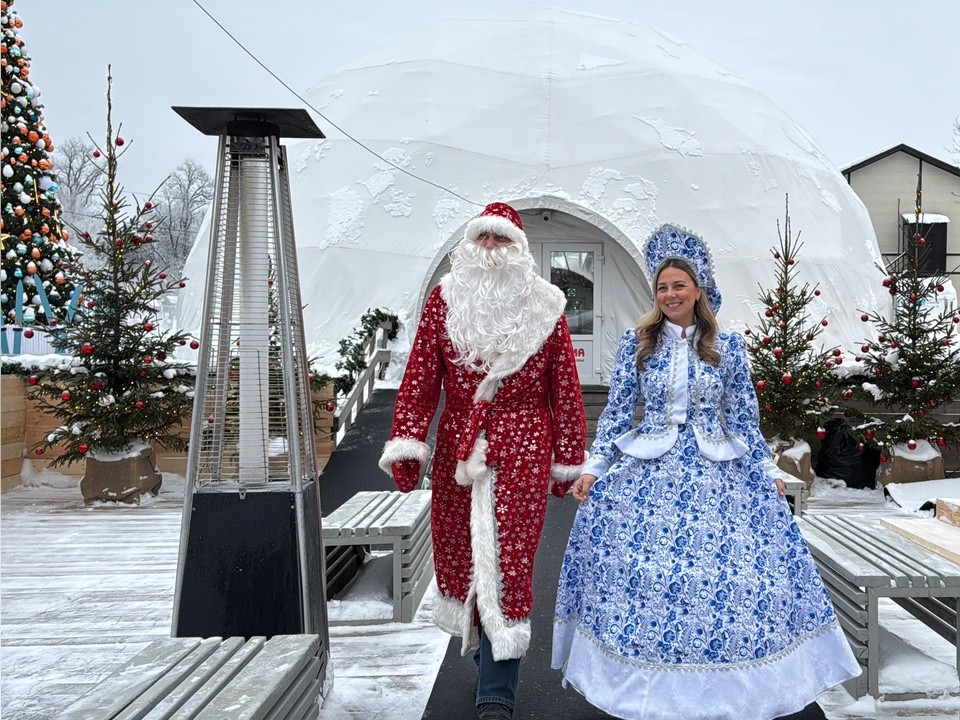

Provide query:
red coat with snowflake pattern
left=379, top=283, right=586, bottom=660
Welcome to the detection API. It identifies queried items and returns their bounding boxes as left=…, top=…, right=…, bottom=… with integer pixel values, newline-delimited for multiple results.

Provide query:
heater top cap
left=172, top=106, right=325, bottom=139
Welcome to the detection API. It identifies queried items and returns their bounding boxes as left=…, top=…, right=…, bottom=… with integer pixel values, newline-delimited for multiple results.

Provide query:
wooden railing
left=333, top=323, right=392, bottom=446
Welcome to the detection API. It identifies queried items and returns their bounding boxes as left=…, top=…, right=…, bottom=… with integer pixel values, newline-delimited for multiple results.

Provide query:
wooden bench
left=59, top=634, right=324, bottom=719
left=323, top=489, right=433, bottom=623
left=797, top=514, right=960, bottom=698
left=780, top=475, right=807, bottom=517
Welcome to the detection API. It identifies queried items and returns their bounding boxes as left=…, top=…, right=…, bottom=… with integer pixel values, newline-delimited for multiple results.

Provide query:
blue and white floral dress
left=553, top=324, right=859, bottom=720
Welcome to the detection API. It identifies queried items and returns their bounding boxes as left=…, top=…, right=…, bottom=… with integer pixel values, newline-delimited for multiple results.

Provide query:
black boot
left=478, top=702, right=513, bottom=719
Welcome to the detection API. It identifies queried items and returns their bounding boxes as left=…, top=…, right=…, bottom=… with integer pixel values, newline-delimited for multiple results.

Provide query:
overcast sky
left=22, top=0, right=960, bottom=197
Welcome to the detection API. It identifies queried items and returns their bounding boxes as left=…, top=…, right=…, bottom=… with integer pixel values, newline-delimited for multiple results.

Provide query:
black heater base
left=175, top=482, right=324, bottom=639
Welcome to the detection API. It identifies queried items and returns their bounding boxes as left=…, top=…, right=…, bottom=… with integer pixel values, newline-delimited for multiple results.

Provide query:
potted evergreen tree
left=28, top=68, right=194, bottom=503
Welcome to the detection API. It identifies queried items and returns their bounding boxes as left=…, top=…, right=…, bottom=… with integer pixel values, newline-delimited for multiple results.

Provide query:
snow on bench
left=323, top=489, right=433, bottom=623
left=59, top=634, right=324, bottom=719
left=798, top=514, right=960, bottom=699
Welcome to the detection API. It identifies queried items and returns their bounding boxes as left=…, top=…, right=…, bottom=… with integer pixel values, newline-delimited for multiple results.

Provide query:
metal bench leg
left=393, top=537, right=403, bottom=623
left=868, top=589, right=879, bottom=697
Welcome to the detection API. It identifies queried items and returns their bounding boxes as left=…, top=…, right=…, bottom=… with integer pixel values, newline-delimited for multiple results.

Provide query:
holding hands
left=572, top=474, right=597, bottom=502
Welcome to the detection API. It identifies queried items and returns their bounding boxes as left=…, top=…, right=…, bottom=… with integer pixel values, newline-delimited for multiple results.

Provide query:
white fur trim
left=434, top=593, right=467, bottom=636
left=550, top=461, right=585, bottom=483
left=378, top=437, right=431, bottom=475
left=469, top=464, right=531, bottom=661
left=464, top=214, right=527, bottom=249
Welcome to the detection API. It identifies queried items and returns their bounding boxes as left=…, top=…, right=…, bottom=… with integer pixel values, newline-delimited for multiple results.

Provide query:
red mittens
left=551, top=480, right=574, bottom=499
left=391, top=461, right=421, bottom=492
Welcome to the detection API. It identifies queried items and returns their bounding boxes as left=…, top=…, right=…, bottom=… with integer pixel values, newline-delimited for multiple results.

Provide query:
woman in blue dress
left=552, top=225, right=859, bottom=720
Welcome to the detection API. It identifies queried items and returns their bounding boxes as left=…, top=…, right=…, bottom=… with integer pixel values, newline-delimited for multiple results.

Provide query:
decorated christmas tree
left=843, top=185, right=960, bottom=463
left=746, top=197, right=837, bottom=442
left=29, top=68, right=194, bottom=470
left=1, top=0, right=79, bottom=330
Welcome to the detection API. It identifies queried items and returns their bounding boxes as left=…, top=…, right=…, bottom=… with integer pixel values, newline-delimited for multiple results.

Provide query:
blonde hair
left=635, top=257, right=720, bottom=369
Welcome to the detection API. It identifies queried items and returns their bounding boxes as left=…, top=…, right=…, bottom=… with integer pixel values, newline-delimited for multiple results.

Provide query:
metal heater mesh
left=187, top=134, right=317, bottom=490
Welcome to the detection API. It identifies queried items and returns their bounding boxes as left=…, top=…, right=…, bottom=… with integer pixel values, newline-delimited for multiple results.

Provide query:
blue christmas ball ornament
left=14, top=269, right=23, bottom=279
left=49, top=181, right=58, bottom=192
left=16, top=243, right=27, bottom=255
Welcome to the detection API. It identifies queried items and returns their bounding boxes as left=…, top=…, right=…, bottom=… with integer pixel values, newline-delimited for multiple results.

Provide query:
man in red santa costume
left=379, top=201, right=586, bottom=720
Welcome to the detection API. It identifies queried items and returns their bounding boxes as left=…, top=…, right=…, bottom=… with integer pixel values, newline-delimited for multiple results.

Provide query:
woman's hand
left=775, top=477, right=786, bottom=496
left=572, top=474, right=598, bottom=502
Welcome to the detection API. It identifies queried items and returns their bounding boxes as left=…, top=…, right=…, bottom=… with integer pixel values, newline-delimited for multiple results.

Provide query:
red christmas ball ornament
left=815, top=380, right=822, bottom=388
left=145, top=235, right=154, bottom=243
left=930, top=398, right=938, bottom=407
left=92, top=150, right=101, bottom=158
left=953, top=316, right=959, bottom=324
left=115, top=137, right=125, bottom=146
left=816, top=427, right=826, bottom=440
left=938, top=437, right=946, bottom=447
left=138, top=370, right=147, bottom=378
left=910, top=377, right=922, bottom=389
left=806, top=333, right=814, bottom=341
left=944, top=338, right=952, bottom=346
left=61, top=391, right=71, bottom=402
left=208, top=416, right=215, bottom=424
left=144, top=201, right=153, bottom=210
left=857, top=442, right=865, bottom=452
left=325, top=402, right=335, bottom=412
left=919, top=409, right=926, bottom=416
left=179, top=282, right=186, bottom=288
left=190, top=340, right=199, bottom=350
left=308, top=373, right=315, bottom=381
left=787, top=258, right=795, bottom=265
left=86, top=300, right=95, bottom=309
left=28, top=375, right=38, bottom=386
left=156, top=351, right=166, bottom=361
left=889, top=342, right=898, bottom=349
left=781, top=374, right=793, bottom=385
left=889, top=288, right=896, bottom=296
left=23, top=328, right=34, bottom=339
left=874, top=368, right=882, bottom=376
left=179, top=339, right=187, bottom=346
left=832, top=348, right=841, bottom=357
left=861, top=344, right=870, bottom=353
left=135, top=401, right=144, bottom=409
left=938, top=285, right=945, bottom=292
left=115, top=239, right=124, bottom=248
left=756, top=380, right=766, bottom=391
left=764, top=404, right=772, bottom=412
left=35, top=447, right=44, bottom=456
left=81, top=343, right=94, bottom=356
left=910, top=293, right=918, bottom=302
left=918, top=237, right=927, bottom=246
left=879, top=454, right=888, bottom=463
left=778, top=321, right=786, bottom=330
left=89, top=380, right=104, bottom=391
left=860, top=313, right=869, bottom=322
left=78, top=443, right=89, bottom=454
left=773, top=348, right=783, bottom=358
left=26, top=393, right=34, bottom=401
left=813, top=289, right=821, bottom=297
left=143, top=322, right=154, bottom=332
left=772, top=304, right=780, bottom=311
left=842, top=390, right=853, bottom=399
left=143, top=356, right=153, bottom=364
left=865, top=429, right=875, bottom=440
left=907, top=440, right=917, bottom=450
left=159, top=273, right=167, bottom=280
left=743, top=328, right=752, bottom=335
left=762, top=336, right=772, bottom=344
left=882, top=278, right=891, bottom=287
left=821, top=319, right=828, bottom=327
left=773, top=252, right=781, bottom=259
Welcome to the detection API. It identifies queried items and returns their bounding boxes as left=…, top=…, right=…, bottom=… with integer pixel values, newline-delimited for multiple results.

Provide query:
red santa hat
left=463, top=201, right=527, bottom=249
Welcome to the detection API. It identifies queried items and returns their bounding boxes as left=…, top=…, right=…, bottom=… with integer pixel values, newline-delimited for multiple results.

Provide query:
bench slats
left=817, top=516, right=958, bottom=588
left=59, top=638, right=203, bottom=720
left=797, top=521, right=892, bottom=586
left=167, top=637, right=266, bottom=719
left=195, top=634, right=320, bottom=720
left=368, top=492, right=431, bottom=535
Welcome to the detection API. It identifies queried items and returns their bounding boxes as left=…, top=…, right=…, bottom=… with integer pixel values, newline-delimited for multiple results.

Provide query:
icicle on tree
left=29, top=68, right=195, bottom=467
left=745, top=196, right=837, bottom=442
left=843, top=181, right=960, bottom=463
left=1, top=0, right=78, bottom=331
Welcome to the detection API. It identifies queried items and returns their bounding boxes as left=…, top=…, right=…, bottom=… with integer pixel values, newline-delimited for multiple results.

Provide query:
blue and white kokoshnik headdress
left=641, top=223, right=722, bottom=314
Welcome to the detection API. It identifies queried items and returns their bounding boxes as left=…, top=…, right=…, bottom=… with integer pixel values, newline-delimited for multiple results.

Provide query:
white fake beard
left=444, top=240, right=539, bottom=372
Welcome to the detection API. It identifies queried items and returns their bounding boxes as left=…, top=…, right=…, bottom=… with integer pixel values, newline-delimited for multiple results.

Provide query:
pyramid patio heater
left=170, top=107, right=329, bottom=648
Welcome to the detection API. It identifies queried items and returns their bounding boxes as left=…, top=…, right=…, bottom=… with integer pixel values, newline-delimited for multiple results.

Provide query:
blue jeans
left=473, top=625, right=521, bottom=710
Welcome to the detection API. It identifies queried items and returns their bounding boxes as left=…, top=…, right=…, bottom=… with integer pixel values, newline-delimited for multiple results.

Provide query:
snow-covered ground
left=1, top=471, right=959, bottom=719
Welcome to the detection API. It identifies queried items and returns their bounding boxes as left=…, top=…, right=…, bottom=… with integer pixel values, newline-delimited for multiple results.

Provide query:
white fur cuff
left=378, top=437, right=432, bottom=476
left=487, top=618, right=531, bottom=661
left=550, top=461, right=585, bottom=483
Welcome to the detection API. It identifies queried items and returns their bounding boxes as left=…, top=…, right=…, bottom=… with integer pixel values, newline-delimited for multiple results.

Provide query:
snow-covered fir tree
left=29, top=69, right=194, bottom=466
left=1, top=0, right=79, bottom=328
left=746, top=197, right=837, bottom=441
left=843, top=186, right=960, bottom=462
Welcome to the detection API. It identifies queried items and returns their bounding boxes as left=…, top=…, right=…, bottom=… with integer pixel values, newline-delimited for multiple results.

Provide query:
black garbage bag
left=814, top=418, right=878, bottom=489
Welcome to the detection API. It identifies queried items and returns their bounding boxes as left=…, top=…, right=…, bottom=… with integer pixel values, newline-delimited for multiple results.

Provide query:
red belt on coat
left=456, top=400, right=492, bottom=462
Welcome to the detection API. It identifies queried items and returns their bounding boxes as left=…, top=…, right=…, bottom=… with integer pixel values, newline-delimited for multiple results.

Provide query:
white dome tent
left=176, top=9, right=888, bottom=385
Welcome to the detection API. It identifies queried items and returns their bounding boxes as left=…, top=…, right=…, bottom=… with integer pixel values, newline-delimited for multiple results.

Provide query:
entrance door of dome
left=537, top=243, right=602, bottom=385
